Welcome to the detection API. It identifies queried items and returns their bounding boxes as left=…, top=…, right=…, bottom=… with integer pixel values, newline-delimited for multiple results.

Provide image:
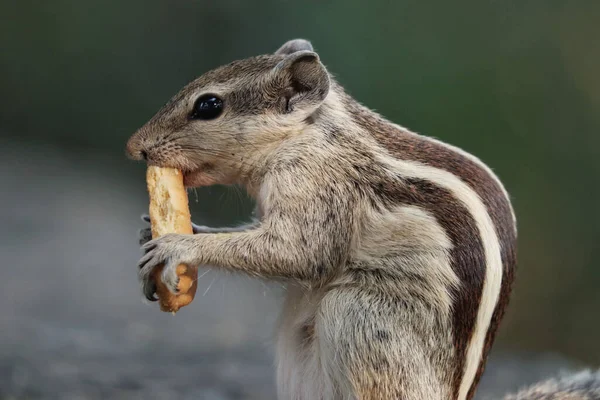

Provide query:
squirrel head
left=126, top=39, right=330, bottom=186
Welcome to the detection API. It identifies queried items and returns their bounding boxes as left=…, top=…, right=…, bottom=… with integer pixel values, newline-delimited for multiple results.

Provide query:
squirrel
left=126, top=39, right=599, bottom=400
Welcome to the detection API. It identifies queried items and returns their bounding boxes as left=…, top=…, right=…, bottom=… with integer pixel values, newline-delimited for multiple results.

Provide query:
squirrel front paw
left=138, top=233, right=199, bottom=295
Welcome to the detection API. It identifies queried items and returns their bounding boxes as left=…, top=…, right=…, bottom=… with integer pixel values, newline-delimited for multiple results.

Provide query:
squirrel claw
left=142, top=279, right=158, bottom=302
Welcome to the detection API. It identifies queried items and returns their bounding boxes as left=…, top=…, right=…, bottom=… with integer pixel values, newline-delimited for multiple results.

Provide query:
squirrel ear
left=273, top=50, right=330, bottom=112
left=275, top=39, right=314, bottom=55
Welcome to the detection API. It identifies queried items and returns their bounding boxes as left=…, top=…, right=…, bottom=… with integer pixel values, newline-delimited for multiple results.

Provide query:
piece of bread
left=146, top=166, right=197, bottom=313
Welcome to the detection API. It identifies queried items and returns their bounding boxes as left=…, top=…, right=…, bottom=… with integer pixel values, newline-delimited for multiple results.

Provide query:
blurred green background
left=1, top=0, right=599, bottom=398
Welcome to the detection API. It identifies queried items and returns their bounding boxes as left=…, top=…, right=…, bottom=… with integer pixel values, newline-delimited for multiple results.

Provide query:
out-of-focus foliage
left=0, top=0, right=599, bottom=376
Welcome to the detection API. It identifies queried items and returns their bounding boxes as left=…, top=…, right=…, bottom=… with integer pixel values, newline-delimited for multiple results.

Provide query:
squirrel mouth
left=183, top=168, right=216, bottom=188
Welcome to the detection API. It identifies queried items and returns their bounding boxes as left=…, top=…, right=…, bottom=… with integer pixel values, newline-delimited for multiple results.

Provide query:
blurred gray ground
left=0, top=141, right=588, bottom=399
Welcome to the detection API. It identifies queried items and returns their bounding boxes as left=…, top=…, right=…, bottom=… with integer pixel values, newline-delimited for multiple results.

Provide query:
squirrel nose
left=126, top=124, right=156, bottom=161
left=126, top=134, right=148, bottom=161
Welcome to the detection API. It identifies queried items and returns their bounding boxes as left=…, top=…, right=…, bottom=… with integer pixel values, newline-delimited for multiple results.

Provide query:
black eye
left=190, top=94, right=223, bottom=120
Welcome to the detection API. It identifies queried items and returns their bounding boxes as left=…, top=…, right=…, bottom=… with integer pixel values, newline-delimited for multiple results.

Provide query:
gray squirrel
left=127, top=39, right=599, bottom=400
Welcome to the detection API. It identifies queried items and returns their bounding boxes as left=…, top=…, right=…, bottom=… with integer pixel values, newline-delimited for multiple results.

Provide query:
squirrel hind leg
left=315, top=287, right=454, bottom=400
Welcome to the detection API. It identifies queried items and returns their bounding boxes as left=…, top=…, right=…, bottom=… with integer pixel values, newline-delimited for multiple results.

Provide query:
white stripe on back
left=376, top=153, right=504, bottom=400
left=391, top=123, right=516, bottom=232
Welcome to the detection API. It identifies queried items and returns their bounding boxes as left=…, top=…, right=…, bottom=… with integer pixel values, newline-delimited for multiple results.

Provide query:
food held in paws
left=146, top=166, right=197, bottom=312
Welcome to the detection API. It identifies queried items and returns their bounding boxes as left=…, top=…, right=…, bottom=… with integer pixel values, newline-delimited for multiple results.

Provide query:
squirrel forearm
left=189, top=229, right=331, bottom=282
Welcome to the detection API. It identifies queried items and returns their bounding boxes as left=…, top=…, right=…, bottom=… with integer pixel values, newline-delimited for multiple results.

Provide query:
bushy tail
left=504, top=370, right=600, bottom=399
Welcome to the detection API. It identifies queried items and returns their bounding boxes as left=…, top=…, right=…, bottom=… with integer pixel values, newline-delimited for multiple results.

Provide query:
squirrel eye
left=190, top=94, right=223, bottom=120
